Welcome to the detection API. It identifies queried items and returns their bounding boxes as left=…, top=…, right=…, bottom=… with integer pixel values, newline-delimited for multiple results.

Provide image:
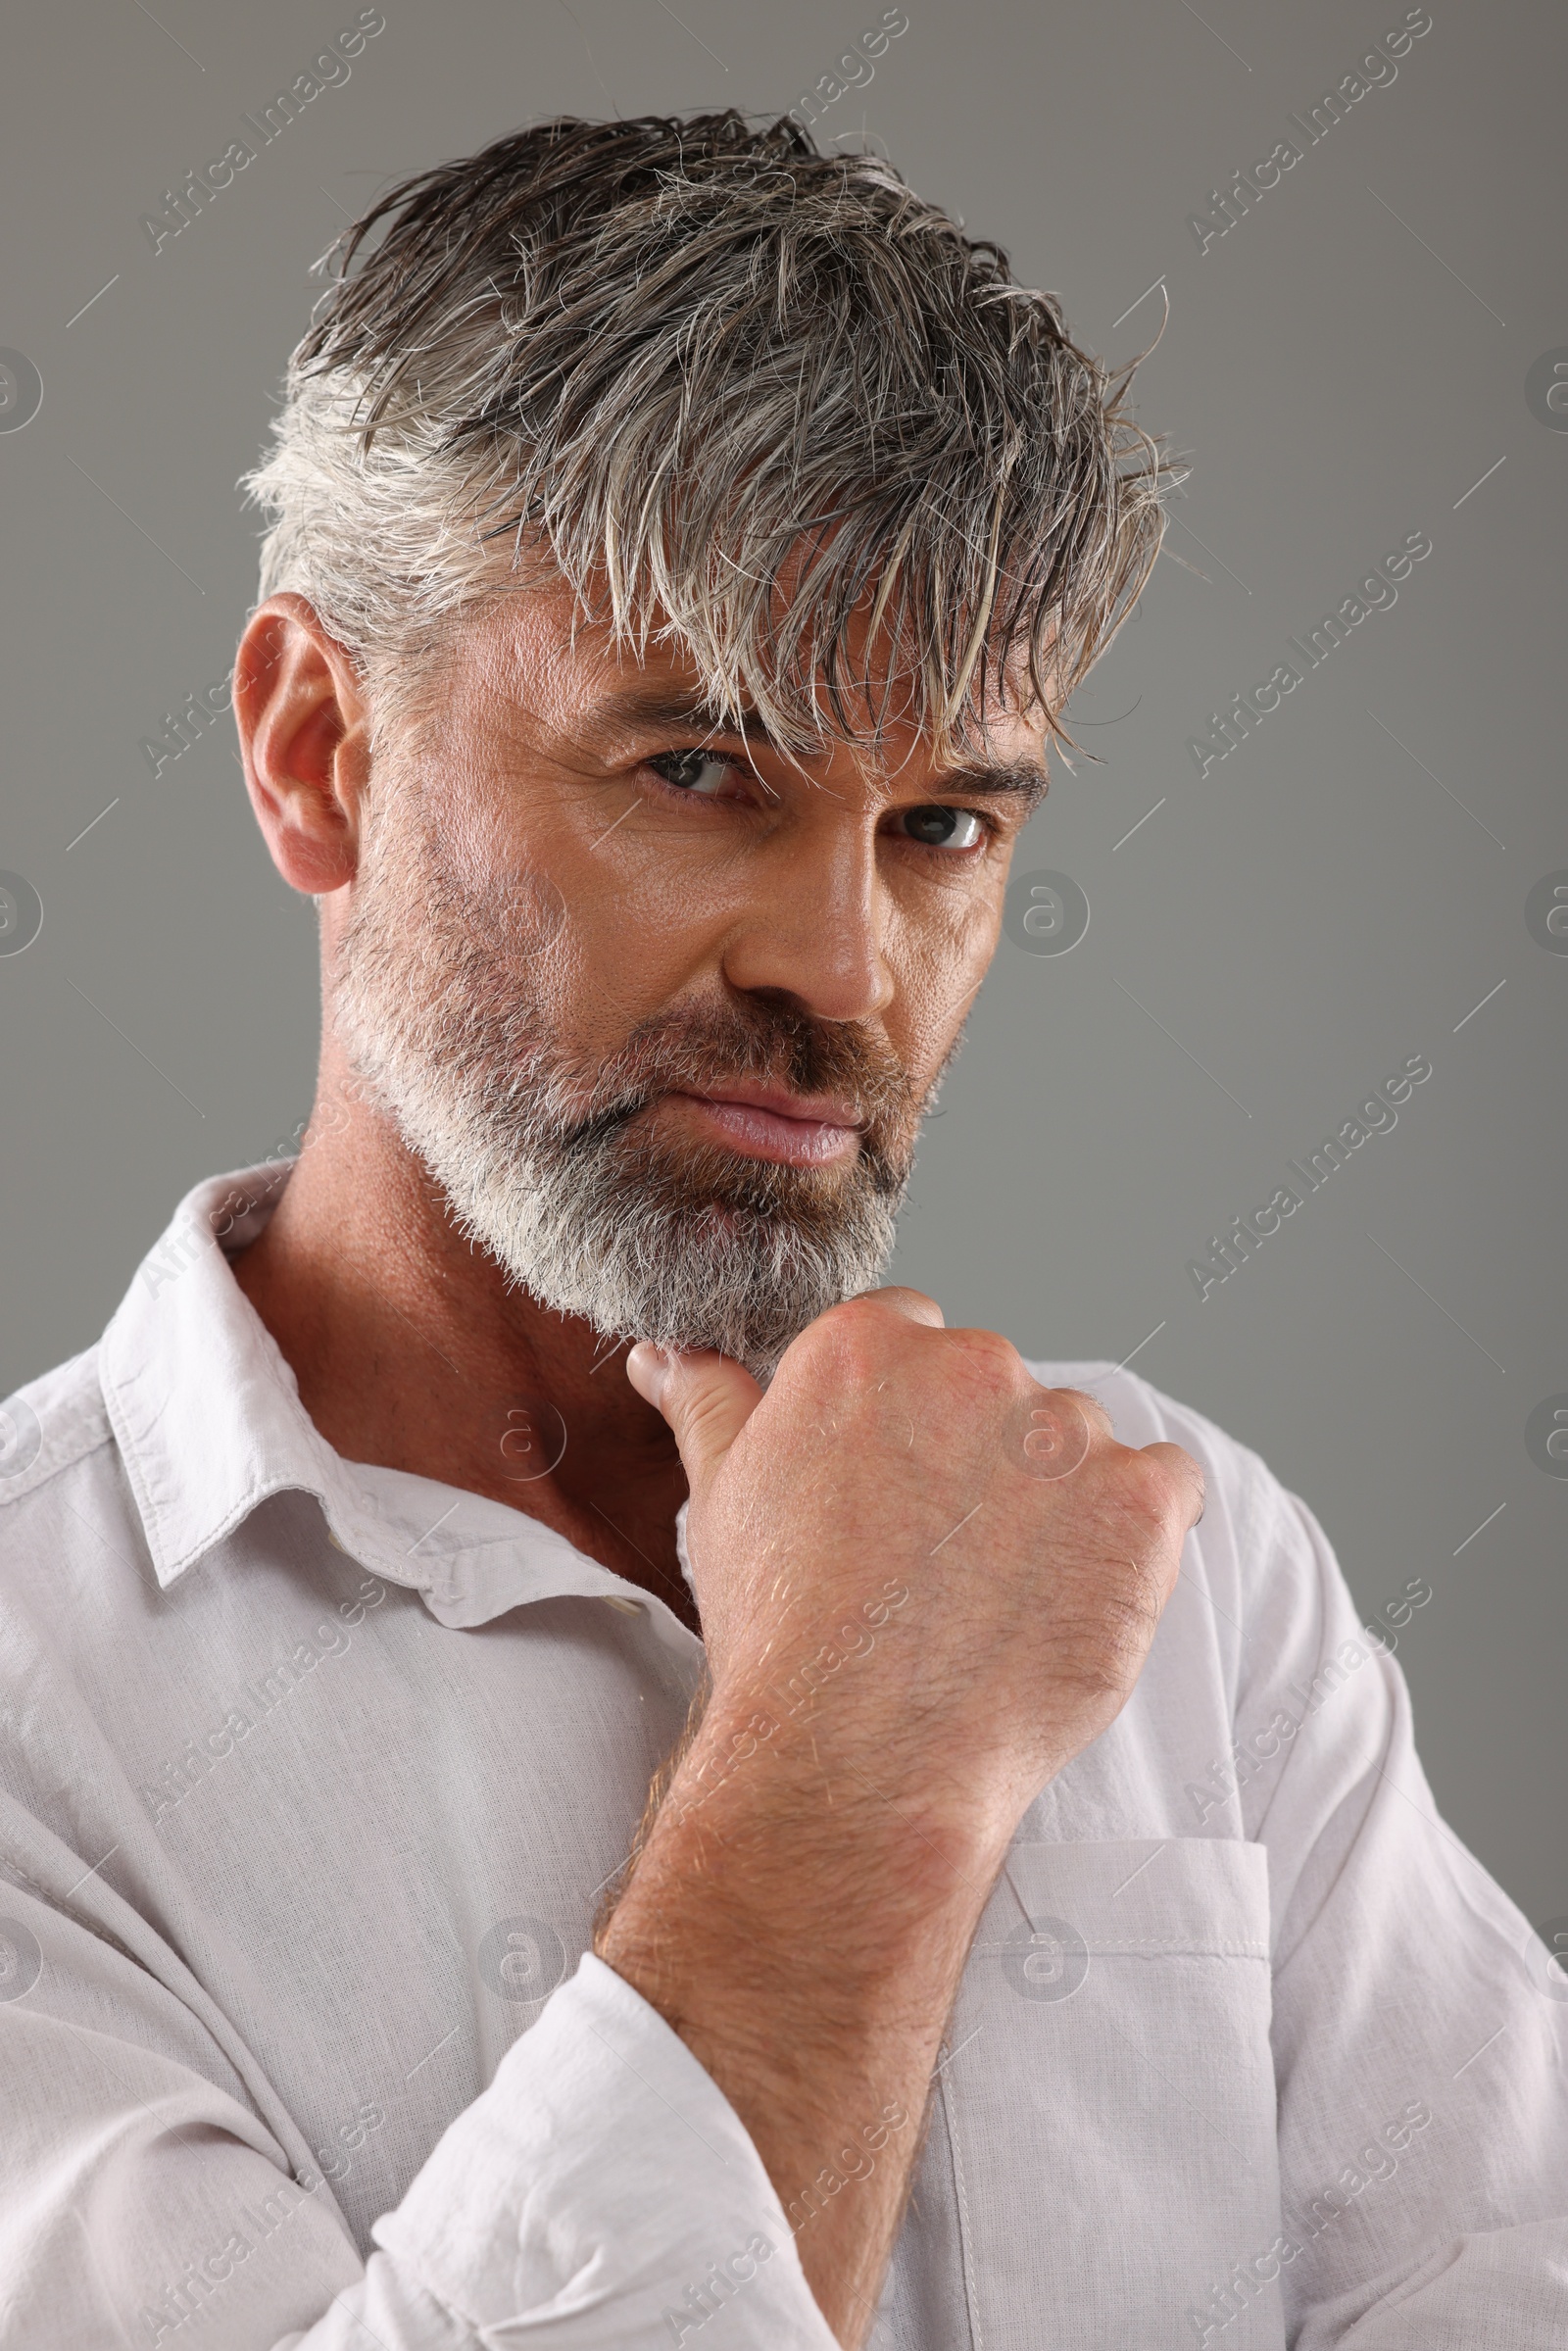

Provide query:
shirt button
left=602, top=1594, right=644, bottom=1615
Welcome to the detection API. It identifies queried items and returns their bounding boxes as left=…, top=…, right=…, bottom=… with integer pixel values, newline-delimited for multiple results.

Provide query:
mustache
left=563, top=998, right=920, bottom=1155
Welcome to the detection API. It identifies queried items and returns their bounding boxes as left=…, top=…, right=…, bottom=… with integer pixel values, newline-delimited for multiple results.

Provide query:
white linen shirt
left=0, top=1162, right=1563, bottom=2350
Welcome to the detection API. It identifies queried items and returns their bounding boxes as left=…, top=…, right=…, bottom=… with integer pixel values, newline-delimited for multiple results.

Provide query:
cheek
left=884, top=881, right=1002, bottom=1059
left=553, top=890, right=693, bottom=1035
left=566, top=825, right=745, bottom=974
left=413, top=736, right=518, bottom=904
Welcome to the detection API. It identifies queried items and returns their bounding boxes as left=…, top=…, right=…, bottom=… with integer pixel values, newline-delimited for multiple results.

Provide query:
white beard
left=330, top=767, right=922, bottom=1381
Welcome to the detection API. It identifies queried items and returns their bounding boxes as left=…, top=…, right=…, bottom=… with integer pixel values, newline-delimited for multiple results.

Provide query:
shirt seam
left=943, top=2074, right=986, bottom=2351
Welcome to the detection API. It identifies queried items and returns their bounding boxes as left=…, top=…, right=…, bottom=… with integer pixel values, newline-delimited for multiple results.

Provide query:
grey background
left=0, top=0, right=1562, bottom=1927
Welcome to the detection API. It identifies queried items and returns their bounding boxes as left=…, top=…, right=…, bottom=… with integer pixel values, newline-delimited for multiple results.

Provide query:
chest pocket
left=939, top=1837, right=1284, bottom=2351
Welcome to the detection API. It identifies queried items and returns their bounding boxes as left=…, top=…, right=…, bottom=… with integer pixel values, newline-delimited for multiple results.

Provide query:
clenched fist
left=627, top=1286, right=1203, bottom=1847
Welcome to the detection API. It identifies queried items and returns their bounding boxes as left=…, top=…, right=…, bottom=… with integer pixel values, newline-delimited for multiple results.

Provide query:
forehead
left=456, top=569, right=1052, bottom=774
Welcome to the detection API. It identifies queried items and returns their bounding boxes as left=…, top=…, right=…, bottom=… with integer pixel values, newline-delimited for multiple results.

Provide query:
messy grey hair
left=242, top=111, right=1182, bottom=756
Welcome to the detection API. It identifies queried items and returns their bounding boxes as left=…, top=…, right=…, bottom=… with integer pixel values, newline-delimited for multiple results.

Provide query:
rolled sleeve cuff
left=372, top=1953, right=838, bottom=2347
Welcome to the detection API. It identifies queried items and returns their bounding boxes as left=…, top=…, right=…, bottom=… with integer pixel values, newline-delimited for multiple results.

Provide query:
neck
left=229, top=1037, right=697, bottom=1631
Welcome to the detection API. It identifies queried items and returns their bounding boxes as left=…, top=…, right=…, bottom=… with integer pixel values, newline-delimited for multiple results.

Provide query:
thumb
left=625, top=1343, right=763, bottom=1491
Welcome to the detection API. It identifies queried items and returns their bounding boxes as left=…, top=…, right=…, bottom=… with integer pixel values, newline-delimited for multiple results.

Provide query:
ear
left=234, top=595, right=372, bottom=897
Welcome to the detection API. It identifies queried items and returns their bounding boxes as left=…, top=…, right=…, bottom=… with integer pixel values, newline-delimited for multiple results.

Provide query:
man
left=0, top=109, right=1561, bottom=2351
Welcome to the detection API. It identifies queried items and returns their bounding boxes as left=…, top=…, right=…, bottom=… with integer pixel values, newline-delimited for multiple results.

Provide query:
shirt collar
left=97, top=1161, right=696, bottom=1640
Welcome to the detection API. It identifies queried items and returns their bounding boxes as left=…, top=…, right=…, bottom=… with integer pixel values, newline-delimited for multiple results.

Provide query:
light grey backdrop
left=1, top=0, right=1562, bottom=1930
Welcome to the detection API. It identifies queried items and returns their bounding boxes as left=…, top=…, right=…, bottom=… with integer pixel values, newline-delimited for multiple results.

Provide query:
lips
left=660, top=1082, right=864, bottom=1166
left=679, top=1082, right=864, bottom=1130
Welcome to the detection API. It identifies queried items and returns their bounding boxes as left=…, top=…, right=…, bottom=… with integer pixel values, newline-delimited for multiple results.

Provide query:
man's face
left=329, top=576, right=1049, bottom=1377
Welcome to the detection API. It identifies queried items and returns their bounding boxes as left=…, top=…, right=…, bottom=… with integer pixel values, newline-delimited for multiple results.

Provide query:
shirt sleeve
left=0, top=1861, right=835, bottom=2351
left=1221, top=1467, right=1568, bottom=2347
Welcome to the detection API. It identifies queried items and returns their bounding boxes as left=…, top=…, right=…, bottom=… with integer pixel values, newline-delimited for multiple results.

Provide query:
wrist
left=688, top=1645, right=1029, bottom=1866
left=601, top=1687, right=1006, bottom=2014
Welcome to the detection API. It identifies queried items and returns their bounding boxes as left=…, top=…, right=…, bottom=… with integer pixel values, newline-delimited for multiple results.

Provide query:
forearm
left=608, top=1308, right=1202, bottom=2340
left=598, top=1684, right=1005, bottom=2348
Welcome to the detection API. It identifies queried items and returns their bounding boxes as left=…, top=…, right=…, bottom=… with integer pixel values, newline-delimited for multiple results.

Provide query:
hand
left=627, top=1287, right=1203, bottom=1849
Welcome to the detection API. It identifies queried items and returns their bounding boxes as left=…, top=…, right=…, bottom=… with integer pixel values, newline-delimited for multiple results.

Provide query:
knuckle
left=815, top=1296, right=893, bottom=1377
left=1121, top=1453, right=1189, bottom=1530
left=1054, top=1384, right=1109, bottom=1427
left=1055, top=1581, right=1162, bottom=1706
left=952, top=1327, right=1023, bottom=1392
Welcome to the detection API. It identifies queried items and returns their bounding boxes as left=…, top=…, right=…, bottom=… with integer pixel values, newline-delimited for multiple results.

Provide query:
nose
left=719, top=823, right=895, bottom=1024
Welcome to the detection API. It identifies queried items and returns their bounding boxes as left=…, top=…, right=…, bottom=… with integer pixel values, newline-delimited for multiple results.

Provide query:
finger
left=1142, top=1440, right=1207, bottom=1532
left=626, top=1343, right=764, bottom=1491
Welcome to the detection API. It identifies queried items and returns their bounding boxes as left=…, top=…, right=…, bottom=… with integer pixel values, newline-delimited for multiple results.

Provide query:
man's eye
left=898, top=805, right=988, bottom=850
left=645, top=748, right=737, bottom=797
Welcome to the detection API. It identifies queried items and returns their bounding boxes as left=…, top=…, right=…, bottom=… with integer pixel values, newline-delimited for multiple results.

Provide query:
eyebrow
left=592, top=685, right=1049, bottom=814
left=937, top=758, right=1049, bottom=815
left=591, top=685, right=776, bottom=746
